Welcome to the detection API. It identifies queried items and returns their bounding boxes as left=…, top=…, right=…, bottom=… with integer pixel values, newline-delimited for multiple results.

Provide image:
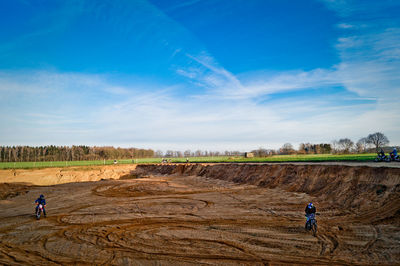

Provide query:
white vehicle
left=36, top=204, right=44, bottom=220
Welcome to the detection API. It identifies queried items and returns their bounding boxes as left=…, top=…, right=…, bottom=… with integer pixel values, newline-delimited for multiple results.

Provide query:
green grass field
left=0, top=153, right=378, bottom=169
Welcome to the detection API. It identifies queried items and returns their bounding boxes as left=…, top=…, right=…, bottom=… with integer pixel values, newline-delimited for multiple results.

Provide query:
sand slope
left=0, top=163, right=399, bottom=265
left=0, top=164, right=137, bottom=186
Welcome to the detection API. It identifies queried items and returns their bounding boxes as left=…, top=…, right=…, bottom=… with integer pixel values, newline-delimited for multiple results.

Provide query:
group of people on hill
left=161, top=158, right=190, bottom=163
left=379, top=147, right=397, bottom=156
left=379, top=147, right=398, bottom=159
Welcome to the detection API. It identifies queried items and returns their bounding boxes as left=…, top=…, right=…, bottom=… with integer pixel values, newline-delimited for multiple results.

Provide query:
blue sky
left=0, top=0, right=399, bottom=151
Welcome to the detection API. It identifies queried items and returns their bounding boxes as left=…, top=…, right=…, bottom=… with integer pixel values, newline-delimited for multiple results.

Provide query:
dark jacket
left=35, top=198, right=46, bottom=205
left=305, top=205, right=316, bottom=215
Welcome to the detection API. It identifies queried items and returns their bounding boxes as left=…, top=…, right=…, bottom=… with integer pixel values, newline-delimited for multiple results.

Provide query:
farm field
left=0, top=153, right=378, bottom=169
left=0, top=163, right=399, bottom=265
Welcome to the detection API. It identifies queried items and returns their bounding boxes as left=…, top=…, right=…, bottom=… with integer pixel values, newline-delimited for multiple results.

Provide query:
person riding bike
left=35, top=194, right=47, bottom=217
left=379, top=148, right=386, bottom=157
left=390, top=148, right=398, bottom=158
left=305, top=202, right=316, bottom=229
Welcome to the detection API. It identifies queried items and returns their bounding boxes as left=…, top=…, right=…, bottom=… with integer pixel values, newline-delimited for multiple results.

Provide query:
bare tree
left=155, top=150, right=164, bottom=157
left=356, top=137, right=369, bottom=153
left=251, top=147, right=270, bottom=157
left=331, top=140, right=339, bottom=154
left=165, top=150, right=174, bottom=158
left=280, top=143, right=295, bottom=155
left=366, top=132, right=389, bottom=151
left=184, top=150, right=191, bottom=157
left=338, top=138, right=354, bottom=153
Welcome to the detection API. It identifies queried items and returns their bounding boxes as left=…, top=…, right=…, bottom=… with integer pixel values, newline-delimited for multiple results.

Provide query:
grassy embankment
left=0, top=153, right=378, bottom=169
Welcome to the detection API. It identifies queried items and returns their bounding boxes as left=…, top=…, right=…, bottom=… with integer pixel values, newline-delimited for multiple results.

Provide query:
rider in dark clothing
left=35, top=194, right=47, bottom=217
left=390, top=148, right=398, bottom=159
left=305, top=203, right=316, bottom=215
left=305, top=203, right=316, bottom=229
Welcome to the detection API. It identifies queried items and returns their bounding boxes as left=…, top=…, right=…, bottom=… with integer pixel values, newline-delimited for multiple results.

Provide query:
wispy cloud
left=177, top=53, right=340, bottom=100
left=0, top=64, right=396, bottom=150
left=171, top=0, right=400, bottom=147
left=332, top=9, right=400, bottom=101
left=319, top=0, right=400, bottom=18
left=337, top=23, right=355, bottom=29
left=1, top=0, right=399, bottom=149
left=176, top=52, right=244, bottom=97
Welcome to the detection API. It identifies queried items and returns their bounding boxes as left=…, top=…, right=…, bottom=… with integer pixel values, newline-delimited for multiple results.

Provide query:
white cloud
left=319, top=0, right=400, bottom=18
left=337, top=23, right=354, bottom=29
left=176, top=52, right=245, bottom=98
left=1, top=0, right=399, bottom=150
left=237, top=69, right=339, bottom=99
left=334, top=17, right=400, bottom=100
left=170, top=0, right=400, bottom=148
left=0, top=66, right=398, bottom=151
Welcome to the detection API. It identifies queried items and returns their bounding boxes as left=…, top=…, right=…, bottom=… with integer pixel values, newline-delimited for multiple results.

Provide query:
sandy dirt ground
left=0, top=164, right=399, bottom=265
left=0, top=165, right=138, bottom=186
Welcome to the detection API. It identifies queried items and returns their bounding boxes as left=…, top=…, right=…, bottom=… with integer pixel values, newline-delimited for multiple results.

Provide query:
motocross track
left=0, top=163, right=399, bottom=265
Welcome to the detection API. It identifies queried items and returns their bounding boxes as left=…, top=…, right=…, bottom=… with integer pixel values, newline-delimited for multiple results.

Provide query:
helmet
left=39, top=194, right=44, bottom=199
left=308, top=202, right=313, bottom=208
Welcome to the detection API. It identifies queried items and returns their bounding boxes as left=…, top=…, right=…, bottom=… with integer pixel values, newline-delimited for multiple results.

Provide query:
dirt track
left=0, top=163, right=399, bottom=265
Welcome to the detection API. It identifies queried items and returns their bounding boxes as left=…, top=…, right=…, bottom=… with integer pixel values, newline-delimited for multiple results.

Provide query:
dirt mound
left=1, top=163, right=399, bottom=265
left=134, top=163, right=400, bottom=221
left=0, top=183, right=33, bottom=200
left=0, top=164, right=137, bottom=185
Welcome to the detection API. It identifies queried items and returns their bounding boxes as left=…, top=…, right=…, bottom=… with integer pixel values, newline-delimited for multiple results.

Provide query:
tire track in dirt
left=1, top=165, right=399, bottom=265
left=49, top=221, right=262, bottom=263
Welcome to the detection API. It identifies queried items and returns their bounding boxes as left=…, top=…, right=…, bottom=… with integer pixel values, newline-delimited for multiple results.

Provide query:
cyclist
left=305, top=202, right=316, bottom=229
left=35, top=194, right=47, bottom=217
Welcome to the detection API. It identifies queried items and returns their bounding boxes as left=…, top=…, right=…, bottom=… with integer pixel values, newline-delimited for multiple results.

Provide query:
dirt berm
left=134, top=163, right=400, bottom=218
left=0, top=164, right=137, bottom=185
left=0, top=163, right=399, bottom=265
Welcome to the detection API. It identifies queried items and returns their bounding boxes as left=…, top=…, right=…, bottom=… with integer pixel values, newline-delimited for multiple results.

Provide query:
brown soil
left=0, top=163, right=399, bottom=265
left=0, top=164, right=137, bottom=186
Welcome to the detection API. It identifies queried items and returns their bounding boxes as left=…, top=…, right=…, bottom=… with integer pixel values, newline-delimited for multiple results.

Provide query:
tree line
left=331, top=132, right=390, bottom=154
left=251, top=143, right=332, bottom=156
left=0, top=146, right=154, bottom=162
left=156, top=150, right=242, bottom=158
left=157, top=132, right=392, bottom=158
left=252, top=132, right=392, bottom=156
left=0, top=132, right=393, bottom=162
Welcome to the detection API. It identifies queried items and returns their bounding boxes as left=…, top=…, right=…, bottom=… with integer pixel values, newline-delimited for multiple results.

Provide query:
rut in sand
left=0, top=163, right=399, bottom=265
